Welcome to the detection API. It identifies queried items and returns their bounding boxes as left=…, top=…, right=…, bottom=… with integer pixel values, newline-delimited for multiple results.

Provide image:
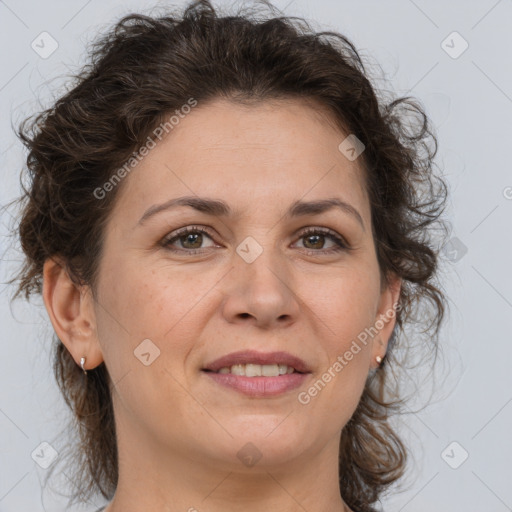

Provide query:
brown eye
left=303, top=233, right=326, bottom=250
left=294, top=227, right=349, bottom=254
left=162, top=227, right=217, bottom=253
left=179, top=232, right=203, bottom=249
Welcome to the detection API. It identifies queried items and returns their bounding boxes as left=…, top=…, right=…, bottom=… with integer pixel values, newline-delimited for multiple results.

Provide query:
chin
left=208, top=418, right=310, bottom=467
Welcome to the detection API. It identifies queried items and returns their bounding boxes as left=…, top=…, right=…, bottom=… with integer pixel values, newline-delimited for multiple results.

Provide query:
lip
left=201, top=350, right=312, bottom=398
left=202, top=349, right=311, bottom=374
left=203, top=372, right=310, bottom=397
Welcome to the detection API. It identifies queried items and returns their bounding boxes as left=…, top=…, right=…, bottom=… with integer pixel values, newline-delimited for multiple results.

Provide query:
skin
left=43, top=97, right=401, bottom=512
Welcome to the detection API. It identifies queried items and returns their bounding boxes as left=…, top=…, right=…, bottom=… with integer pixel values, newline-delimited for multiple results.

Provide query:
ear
left=42, top=256, right=104, bottom=372
left=371, top=272, right=402, bottom=368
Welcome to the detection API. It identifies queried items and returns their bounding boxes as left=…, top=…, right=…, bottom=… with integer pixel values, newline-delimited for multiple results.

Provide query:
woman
left=10, top=1, right=448, bottom=511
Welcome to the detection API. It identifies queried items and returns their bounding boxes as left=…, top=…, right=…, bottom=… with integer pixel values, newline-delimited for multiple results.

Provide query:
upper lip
left=202, top=350, right=311, bottom=374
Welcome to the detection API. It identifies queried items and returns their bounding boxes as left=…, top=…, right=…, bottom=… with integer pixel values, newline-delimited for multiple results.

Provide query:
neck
left=104, top=413, right=352, bottom=512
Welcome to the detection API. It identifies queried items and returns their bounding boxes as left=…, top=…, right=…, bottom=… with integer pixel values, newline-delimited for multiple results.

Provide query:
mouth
left=202, top=349, right=311, bottom=374
left=202, top=363, right=304, bottom=377
left=201, top=350, right=312, bottom=397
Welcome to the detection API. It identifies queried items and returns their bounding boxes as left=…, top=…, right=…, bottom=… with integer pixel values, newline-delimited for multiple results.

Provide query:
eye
left=293, top=227, right=350, bottom=254
left=161, top=225, right=351, bottom=256
left=161, top=226, right=218, bottom=253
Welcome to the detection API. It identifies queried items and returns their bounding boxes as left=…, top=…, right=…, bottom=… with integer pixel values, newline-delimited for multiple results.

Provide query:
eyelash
left=161, top=225, right=350, bottom=256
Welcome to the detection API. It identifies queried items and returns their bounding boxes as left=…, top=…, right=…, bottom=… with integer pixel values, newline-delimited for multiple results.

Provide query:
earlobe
left=42, top=257, right=104, bottom=371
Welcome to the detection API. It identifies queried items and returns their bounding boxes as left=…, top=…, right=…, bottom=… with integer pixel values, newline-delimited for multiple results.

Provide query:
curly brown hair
left=7, top=1, right=449, bottom=510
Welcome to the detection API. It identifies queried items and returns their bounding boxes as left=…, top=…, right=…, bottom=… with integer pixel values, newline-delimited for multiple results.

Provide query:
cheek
left=95, top=261, right=214, bottom=429
left=95, top=258, right=218, bottom=372
left=295, top=267, right=379, bottom=417
left=100, top=258, right=190, bottom=331
left=298, top=278, right=375, bottom=431
left=303, top=269, right=380, bottom=351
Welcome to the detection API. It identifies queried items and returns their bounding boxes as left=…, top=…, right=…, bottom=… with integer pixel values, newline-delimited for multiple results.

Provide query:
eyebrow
left=137, top=196, right=365, bottom=230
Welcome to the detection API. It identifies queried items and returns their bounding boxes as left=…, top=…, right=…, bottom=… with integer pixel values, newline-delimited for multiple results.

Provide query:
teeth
left=215, top=363, right=296, bottom=376
left=246, top=364, right=261, bottom=377
left=278, top=364, right=289, bottom=375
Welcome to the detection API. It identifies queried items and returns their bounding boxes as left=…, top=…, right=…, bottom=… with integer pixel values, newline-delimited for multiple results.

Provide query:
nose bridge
left=222, top=234, right=299, bottom=327
left=236, top=235, right=289, bottom=295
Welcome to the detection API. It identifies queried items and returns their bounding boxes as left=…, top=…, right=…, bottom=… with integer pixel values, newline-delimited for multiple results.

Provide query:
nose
left=220, top=248, right=300, bottom=329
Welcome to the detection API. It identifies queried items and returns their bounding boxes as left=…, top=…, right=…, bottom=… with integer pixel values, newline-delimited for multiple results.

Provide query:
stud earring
left=80, top=356, right=87, bottom=375
left=376, top=355, right=383, bottom=365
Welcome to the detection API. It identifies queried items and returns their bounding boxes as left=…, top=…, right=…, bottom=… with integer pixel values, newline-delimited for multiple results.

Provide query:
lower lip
left=202, top=371, right=310, bottom=397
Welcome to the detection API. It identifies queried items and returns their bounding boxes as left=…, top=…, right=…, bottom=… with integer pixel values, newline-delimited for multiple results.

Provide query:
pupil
left=183, top=233, right=202, bottom=248
left=305, top=234, right=323, bottom=249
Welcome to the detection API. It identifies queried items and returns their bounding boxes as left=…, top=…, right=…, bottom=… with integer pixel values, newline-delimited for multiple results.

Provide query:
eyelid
left=161, top=224, right=351, bottom=254
left=294, top=226, right=350, bottom=247
left=161, top=225, right=219, bottom=247
left=291, top=227, right=351, bottom=256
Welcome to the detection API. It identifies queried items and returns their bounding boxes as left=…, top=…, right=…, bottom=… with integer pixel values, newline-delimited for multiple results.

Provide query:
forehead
left=111, top=97, right=369, bottom=224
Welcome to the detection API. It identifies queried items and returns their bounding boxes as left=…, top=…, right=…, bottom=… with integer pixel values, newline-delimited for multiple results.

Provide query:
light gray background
left=1, top=0, right=511, bottom=511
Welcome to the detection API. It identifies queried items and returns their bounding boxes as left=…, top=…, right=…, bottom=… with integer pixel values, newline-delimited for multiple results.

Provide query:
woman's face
left=89, top=97, right=400, bottom=471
